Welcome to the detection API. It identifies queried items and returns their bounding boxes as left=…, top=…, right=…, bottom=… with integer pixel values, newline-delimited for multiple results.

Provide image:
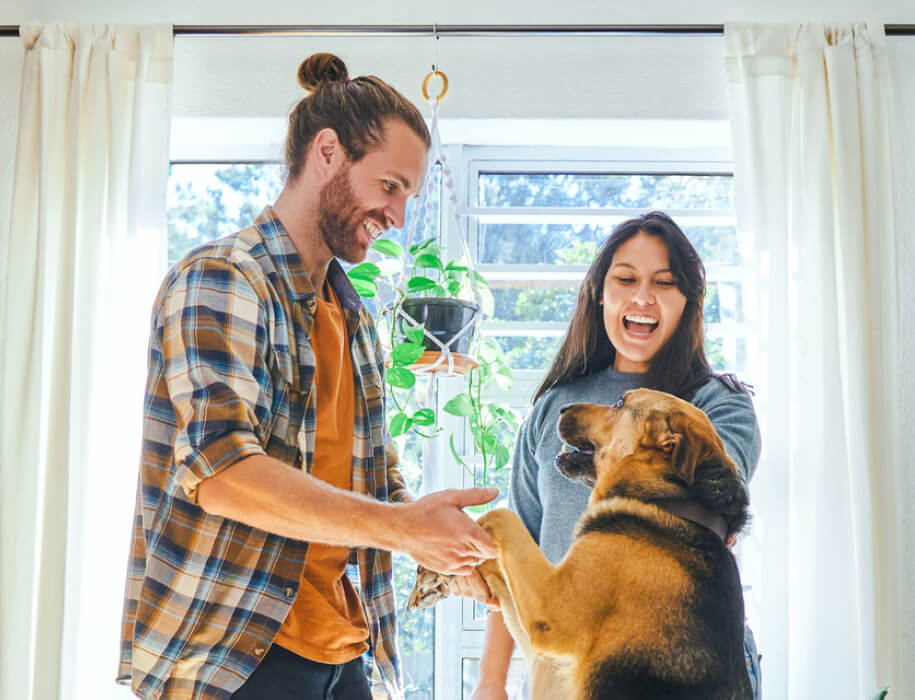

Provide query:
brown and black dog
left=409, top=388, right=752, bottom=700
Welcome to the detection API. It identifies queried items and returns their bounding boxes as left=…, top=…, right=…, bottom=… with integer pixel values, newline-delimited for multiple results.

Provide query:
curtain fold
left=725, top=22, right=903, bottom=699
left=0, top=23, right=173, bottom=700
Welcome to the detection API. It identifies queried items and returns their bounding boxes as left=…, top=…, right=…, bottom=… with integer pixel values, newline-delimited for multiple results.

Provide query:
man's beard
left=317, top=165, right=373, bottom=264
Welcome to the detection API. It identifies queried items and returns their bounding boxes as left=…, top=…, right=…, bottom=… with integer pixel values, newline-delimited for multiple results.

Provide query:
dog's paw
left=406, top=566, right=455, bottom=610
left=476, top=507, right=522, bottom=540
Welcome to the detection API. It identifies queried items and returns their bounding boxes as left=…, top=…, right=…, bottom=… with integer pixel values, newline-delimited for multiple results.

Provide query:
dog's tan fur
left=411, top=388, right=751, bottom=699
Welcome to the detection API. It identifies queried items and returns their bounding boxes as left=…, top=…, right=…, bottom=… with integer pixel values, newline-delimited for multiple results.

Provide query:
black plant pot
left=397, top=298, right=479, bottom=354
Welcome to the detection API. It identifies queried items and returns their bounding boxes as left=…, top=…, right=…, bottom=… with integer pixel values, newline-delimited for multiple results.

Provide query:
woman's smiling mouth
left=622, top=314, right=659, bottom=336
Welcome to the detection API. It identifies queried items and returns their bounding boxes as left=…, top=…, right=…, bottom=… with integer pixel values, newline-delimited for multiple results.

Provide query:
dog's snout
left=559, top=404, right=572, bottom=414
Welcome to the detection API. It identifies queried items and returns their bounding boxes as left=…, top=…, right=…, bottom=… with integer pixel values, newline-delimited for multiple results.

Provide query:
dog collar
left=653, top=498, right=728, bottom=542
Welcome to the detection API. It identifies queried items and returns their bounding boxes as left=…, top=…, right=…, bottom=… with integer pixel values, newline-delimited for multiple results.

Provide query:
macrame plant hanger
left=395, top=64, right=483, bottom=379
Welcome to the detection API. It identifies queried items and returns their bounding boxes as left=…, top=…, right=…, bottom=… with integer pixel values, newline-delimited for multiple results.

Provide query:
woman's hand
left=447, top=568, right=500, bottom=610
left=468, top=683, right=509, bottom=700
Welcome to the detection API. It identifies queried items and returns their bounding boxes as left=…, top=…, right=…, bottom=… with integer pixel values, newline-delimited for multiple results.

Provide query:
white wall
left=5, top=0, right=915, bottom=26
left=1, top=0, right=913, bottom=694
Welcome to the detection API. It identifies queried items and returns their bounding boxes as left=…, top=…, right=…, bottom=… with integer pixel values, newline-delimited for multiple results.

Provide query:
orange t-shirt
left=274, top=284, right=369, bottom=663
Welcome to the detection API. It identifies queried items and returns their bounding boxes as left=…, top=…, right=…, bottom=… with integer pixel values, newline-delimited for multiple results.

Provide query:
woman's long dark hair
left=533, top=211, right=747, bottom=403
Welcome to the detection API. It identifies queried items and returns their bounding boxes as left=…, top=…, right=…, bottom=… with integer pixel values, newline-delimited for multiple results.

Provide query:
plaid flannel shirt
left=118, top=207, right=408, bottom=700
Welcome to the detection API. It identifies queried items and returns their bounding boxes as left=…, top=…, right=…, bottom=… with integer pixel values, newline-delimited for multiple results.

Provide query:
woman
left=469, top=211, right=762, bottom=699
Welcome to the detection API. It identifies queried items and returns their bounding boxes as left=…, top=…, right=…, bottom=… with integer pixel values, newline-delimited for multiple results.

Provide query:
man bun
left=297, top=53, right=349, bottom=92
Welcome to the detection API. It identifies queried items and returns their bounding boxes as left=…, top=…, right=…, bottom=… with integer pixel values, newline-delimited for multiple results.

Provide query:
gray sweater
left=508, top=368, right=762, bottom=564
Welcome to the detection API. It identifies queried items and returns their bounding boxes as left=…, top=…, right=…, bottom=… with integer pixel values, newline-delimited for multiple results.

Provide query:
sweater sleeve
left=508, top=411, right=544, bottom=545
left=694, top=379, right=762, bottom=486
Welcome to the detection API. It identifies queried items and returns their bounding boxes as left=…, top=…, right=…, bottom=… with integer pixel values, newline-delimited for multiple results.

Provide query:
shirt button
left=254, top=647, right=266, bottom=657
left=285, top=587, right=295, bottom=598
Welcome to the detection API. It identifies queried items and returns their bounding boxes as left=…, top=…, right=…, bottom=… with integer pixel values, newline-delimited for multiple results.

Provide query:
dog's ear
left=668, top=408, right=731, bottom=486
left=659, top=428, right=702, bottom=485
left=651, top=409, right=712, bottom=486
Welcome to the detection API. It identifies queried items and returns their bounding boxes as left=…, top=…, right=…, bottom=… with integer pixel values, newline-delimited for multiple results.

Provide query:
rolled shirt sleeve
left=157, top=256, right=272, bottom=502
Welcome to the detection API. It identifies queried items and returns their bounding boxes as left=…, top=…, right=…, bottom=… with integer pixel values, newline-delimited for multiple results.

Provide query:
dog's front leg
left=476, top=509, right=562, bottom=654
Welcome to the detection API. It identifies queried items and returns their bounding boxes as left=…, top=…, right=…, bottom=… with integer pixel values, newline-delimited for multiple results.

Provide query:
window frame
left=437, top=144, right=746, bottom=700
left=165, top=133, right=748, bottom=700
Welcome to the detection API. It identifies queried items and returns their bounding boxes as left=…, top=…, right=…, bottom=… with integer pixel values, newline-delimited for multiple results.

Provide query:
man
left=118, top=53, right=497, bottom=700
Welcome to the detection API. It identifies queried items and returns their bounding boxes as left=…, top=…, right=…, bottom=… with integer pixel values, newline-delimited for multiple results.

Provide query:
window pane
left=167, top=162, right=439, bottom=274
left=705, top=281, right=744, bottom=325
left=705, top=336, right=747, bottom=373
left=491, top=287, right=578, bottom=323
left=480, top=223, right=607, bottom=265
left=478, top=173, right=734, bottom=209
left=487, top=336, right=565, bottom=370
left=167, top=163, right=285, bottom=266
left=168, top=162, right=438, bottom=698
left=480, top=222, right=740, bottom=266
left=681, top=225, right=741, bottom=265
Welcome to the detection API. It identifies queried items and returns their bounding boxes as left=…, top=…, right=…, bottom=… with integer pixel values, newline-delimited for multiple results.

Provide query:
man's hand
left=447, top=568, right=500, bottom=611
left=396, top=488, right=499, bottom=575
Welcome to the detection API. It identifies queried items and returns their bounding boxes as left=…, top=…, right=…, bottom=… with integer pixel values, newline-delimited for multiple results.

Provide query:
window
left=166, top=161, right=436, bottom=699
left=447, top=147, right=747, bottom=698
left=166, top=138, right=749, bottom=700
left=462, top=151, right=744, bottom=376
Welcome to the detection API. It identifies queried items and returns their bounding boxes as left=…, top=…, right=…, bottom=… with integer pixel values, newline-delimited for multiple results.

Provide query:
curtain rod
left=2, top=23, right=915, bottom=38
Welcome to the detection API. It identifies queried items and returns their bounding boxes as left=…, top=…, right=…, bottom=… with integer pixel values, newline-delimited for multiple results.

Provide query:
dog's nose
left=559, top=404, right=572, bottom=414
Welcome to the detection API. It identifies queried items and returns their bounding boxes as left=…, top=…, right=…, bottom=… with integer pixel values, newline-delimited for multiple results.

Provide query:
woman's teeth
left=623, top=315, right=659, bottom=333
left=624, top=315, right=658, bottom=325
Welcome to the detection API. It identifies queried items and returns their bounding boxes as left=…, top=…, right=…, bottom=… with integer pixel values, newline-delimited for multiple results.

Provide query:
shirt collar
left=253, top=206, right=363, bottom=314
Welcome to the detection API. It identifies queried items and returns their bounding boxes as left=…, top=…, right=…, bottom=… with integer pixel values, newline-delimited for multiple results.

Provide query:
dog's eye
left=613, top=396, right=625, bottom=408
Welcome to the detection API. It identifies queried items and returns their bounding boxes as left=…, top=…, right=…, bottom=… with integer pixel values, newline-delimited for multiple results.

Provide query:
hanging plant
left=346, top=68, right=519, bottom=493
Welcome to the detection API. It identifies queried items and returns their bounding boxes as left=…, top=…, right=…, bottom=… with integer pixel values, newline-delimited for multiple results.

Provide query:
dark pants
left=232, top=645, right=372, bottom=700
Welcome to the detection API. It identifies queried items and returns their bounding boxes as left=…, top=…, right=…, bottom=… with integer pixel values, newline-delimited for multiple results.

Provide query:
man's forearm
left=197, top=453, right=500, bottom=574
left=197, top=453, right=408, bottom=549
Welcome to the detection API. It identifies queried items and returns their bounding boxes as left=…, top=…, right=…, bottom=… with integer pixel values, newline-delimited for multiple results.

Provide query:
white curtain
left=725, top=23, right=904, bottom=699
left=0, top=24, right=173, bottom=700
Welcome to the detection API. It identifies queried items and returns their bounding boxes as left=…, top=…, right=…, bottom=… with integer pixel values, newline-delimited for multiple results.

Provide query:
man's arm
left=197, top=454, right=497, bottom=575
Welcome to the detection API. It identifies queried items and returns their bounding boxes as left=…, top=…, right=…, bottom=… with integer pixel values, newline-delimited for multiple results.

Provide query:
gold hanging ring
left=421, top=70, right=449, bottom=103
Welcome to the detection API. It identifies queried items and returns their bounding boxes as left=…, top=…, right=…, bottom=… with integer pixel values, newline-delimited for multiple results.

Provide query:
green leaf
left=868, top=688, right=890, bottom=700
left=347, top=262, right=381, bottom=281
left=409, top=237, right=436, bottom=254
left=477, top=431, right=499, bottom=454
left=392, top=341, right=427, bottom=367
left=386, top=367, right=416, bottom=389
left=411, top=408, right=436, bottom=426
left=472, top=270, right=491, bottom=287
left=443, top=392, right=474, bottom=417
left=414, top=253, right=444, bottom=271
left=406, top=276, right=438, bottom=293
left=389, top=412, right=412, bottom=437
left=348, top=277, right=377, bottom=298
left=494, top=364, right=513, bottom=391
left=371, top=239, right=404, bottom=258
left=444, top=259, right=469, bottom=272
left=494, top=444, right=511, bottom=470
left=404, top=325, right=426, bottom=345
left=432, top=283, right=447, bottom=297
left=479, top=340, right=500, bottom=364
